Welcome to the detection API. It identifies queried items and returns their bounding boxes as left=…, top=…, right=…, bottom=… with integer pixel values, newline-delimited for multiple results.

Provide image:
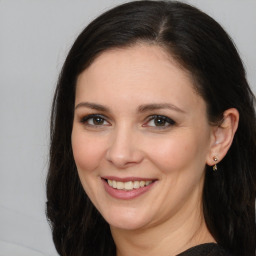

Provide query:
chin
left=102, top=207, right=151, bottom=231
left=108, top=219, right=148, bottom=231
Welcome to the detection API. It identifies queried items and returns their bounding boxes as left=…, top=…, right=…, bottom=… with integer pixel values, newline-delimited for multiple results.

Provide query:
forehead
left=75, top=44, right=205, bottom=114
left=79, top=44, right=190, bottom=80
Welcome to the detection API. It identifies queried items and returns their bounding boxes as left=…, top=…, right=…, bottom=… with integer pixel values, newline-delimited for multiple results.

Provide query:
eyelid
left=143, top=115, right=176, bottom=128
left=80, top=114, right=111, bottom=126
left=79, top=113, right=175, bottom=129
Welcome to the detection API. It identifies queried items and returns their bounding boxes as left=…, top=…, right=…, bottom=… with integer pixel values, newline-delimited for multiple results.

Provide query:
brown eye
left=92, top=116, right=105, bottom=125
left=80, top=114, right=110, bottom=126
left=154, top=116, right=167, bottom=126
left=145, top=115, right=175, bottom=128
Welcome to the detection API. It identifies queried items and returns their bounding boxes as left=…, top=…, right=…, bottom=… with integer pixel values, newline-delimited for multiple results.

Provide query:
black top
left=177, top=243, right=232, bottom=256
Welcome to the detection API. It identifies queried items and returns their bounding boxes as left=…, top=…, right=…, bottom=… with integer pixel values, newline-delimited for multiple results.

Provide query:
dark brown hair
left=46, top=1, right=256, bottom=255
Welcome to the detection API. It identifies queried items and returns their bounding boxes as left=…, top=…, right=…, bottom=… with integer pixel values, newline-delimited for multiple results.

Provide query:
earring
left=213, top=156, right=218, bottom=171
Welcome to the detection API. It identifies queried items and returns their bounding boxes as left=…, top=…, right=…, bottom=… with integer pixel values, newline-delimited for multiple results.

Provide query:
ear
left=206, top=108, right=239, bottom=167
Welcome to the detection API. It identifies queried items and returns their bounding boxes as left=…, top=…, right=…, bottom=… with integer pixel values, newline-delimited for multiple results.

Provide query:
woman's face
left=72, top=44, right=215, bottom=231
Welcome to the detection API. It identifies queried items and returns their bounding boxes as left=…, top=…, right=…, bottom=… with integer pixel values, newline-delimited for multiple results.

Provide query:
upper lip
left=102, top=176, right=157, bottom=182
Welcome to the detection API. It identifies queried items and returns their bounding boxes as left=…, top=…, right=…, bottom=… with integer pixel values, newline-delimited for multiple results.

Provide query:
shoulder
left=177, top=243, right=232, bottom=256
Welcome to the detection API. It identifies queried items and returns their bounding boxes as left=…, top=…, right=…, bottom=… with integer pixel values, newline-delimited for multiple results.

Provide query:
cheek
left=71, top=130, right=106, bottom=173
left=146, top=131, right=206, bottom=174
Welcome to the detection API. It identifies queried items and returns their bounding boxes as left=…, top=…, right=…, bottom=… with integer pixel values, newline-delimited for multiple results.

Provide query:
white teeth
left=116, top=181, right=124, bottom=189
left=124, top=181, right=133, bottom=190
left=140, top=181, right=145, bottom=187
left=107, top=179, right=153, bottom=190
left=113, top=180, right=117, bottom=188
left=133, top=181, right=140, bottom=189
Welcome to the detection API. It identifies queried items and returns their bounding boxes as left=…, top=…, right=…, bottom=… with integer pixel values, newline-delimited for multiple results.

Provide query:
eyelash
left=80, top=114, right=110, bottom=127
left=79, top=114, right=176, bottom=129
left=144, top=115, right=176, bottom=128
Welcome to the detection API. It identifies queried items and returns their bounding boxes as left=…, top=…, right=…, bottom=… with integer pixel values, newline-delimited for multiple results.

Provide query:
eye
left=144, top=115, right=175, bottom=128
left=80, top=114, right=110, bottom=126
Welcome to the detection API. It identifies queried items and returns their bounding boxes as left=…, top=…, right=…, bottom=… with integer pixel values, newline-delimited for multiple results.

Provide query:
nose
left=106, top=125, right=144, bottom=169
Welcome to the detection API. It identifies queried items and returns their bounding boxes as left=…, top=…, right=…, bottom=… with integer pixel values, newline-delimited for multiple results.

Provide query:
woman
left=46, top=1, right=256, bottom=255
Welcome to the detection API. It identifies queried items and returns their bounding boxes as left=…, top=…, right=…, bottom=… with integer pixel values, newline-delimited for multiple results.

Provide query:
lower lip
left=102, top=179, right=156, bottom=200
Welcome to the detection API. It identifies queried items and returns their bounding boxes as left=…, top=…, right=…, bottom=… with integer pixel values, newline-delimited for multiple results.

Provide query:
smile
left=102, top=177, right=157, bottom=200
left=107, top=179, right=153, bottom=190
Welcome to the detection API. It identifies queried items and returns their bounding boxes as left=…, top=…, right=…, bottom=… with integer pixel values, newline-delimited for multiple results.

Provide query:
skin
left=71, top=44, right=239, bottom=256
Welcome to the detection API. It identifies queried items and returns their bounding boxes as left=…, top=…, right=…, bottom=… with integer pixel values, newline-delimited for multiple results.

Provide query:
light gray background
left=0, top=0, right=255, bottom=255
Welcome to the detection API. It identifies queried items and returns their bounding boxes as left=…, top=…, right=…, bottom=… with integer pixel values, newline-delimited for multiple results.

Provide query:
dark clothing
left=177, top=243, right=232, bottom=256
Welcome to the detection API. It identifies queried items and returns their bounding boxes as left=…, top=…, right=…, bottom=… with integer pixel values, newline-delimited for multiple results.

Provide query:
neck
left=111, top=202, right=215, bottom=256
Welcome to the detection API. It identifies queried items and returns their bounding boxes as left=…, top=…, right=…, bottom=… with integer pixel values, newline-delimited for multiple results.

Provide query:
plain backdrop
left=0, top=0, right=255, bottom=255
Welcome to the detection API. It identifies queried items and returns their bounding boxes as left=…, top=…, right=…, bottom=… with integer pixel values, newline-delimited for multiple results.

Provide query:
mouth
left=106, top=179, right=153, bottom=191
left=101, top=177, right=157, bottom=200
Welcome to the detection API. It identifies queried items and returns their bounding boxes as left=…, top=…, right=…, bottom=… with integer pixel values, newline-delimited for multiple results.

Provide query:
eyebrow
left=75, top=102, right=110, bottom=112
left=75, top=102, right=186, bottom=114
left=137, top=103, right=186, bottom=113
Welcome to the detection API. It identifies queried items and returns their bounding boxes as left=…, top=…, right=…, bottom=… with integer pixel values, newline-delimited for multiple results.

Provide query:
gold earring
left=213, top=156, right=218, bottom=171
